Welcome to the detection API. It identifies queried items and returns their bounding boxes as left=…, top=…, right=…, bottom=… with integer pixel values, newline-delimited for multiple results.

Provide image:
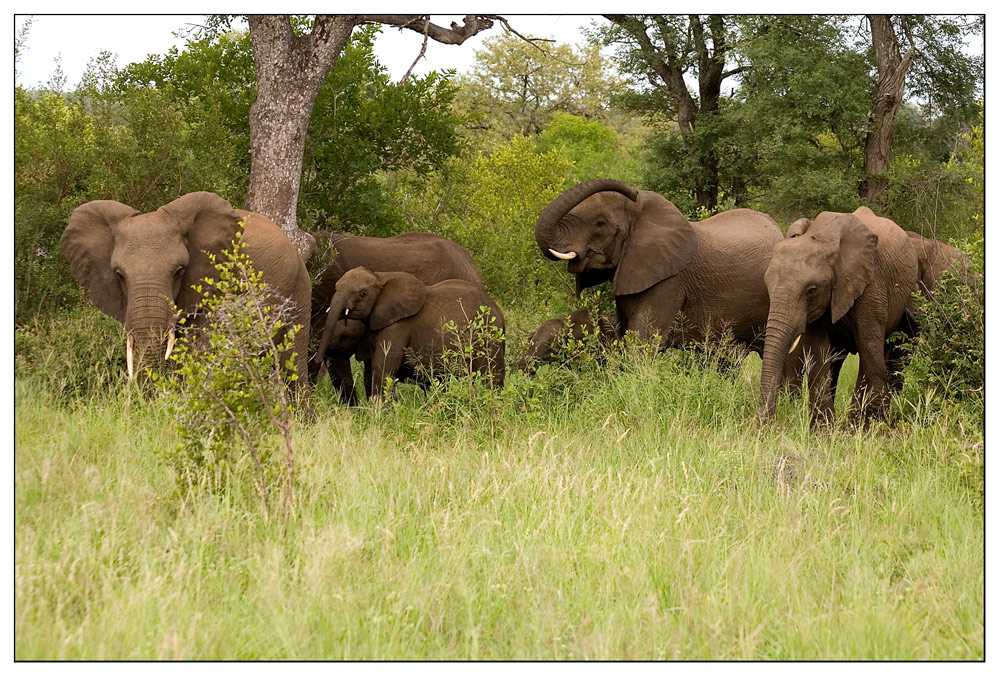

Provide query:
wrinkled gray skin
left=760, top=207, right=918, bottom=426
left=519, top=308, right=620, bottom=372
left=905, top=231, right=973, bottom=299
left=60, top=191, right=312, bottom=388
left=309, top=231, right=484, bottom=403
left=534, top=179, right=783, bottom=355
left=315, top=267, right=505, bottom=400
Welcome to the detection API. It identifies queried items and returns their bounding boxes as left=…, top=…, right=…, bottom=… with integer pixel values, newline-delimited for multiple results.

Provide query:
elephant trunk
left=759, top=304, right=805, bottom=421
left=535, top=179, right=639, bottom=259
left=125, top=283, right=179, bottom=379
left=314, top=289, right=350, bottom=364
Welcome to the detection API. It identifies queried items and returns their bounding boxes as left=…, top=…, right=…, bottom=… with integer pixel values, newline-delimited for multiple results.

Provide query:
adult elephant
left=534, top=179, right=783, bottom=355
left=309, top=231, right=485, bottom=403
left=906, top=230, right=973, bottom=299
left=759, top=207, right=918, bottom=425
left=60, top=191, right=312, bottom=386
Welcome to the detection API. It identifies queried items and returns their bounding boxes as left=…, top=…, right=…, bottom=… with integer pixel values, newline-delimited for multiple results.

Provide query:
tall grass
left=14, top=320, right=983, bottom=659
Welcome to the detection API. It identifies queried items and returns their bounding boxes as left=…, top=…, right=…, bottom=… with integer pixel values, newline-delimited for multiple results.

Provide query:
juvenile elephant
left=309, top=231, right=485, bottom=402
left=314, top=267, right=505, bottom=400
left=534, top=179, right=783, bottom=355
left=60, top=191, right=312, bottom=386
left=519, top=309, right=620, bottom=372
left=759, top=207, right=918, bottom=425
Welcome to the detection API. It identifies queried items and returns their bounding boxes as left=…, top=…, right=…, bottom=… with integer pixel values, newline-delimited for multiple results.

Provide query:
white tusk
left=126, top=333, right=135, bottom=380
left=164, top=327, right=176, bottom=361
left=549, top=248, right=577, bottom=260
left=343, top=308, right=350, bottom=316
left=788, top=334, right=802, bottom=355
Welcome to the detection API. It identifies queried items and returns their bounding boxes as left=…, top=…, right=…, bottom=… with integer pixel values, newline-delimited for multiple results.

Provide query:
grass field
left=14, top=309, right=984, bottom=660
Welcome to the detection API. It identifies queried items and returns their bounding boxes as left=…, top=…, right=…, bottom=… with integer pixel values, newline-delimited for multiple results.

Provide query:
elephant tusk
left=164, top=327, right=176, bottom=361
left=788, top=334, right=802, bottom=355
left=343, top=308, right=350, bottom=317
left=126, top=333, right=135, bottom=381
left=549, top=248, right=577, bottom=260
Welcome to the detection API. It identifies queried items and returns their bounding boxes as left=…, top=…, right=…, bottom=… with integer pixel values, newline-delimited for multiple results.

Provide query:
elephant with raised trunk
left=314, top=267, right=505, bottom=400
left=60, top=191, right=312, bottom=387
left=759, top=207, right=918, bottom=425
left=309, top=231, right=485, bottom=402
left=534, top=179, right=783, bottom=355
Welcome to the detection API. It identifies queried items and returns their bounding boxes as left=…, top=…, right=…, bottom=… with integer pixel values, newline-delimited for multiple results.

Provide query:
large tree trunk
left=245, top=15, right=356, bottom=262
left=859, top=15, right=915, bottom=205
left=244, top=15, right=497, bottom=263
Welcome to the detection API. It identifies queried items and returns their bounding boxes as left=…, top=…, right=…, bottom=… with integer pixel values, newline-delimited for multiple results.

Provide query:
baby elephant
left=519, top=308, right=620, bottom=372
left=314, top=267, right=505, bottom=400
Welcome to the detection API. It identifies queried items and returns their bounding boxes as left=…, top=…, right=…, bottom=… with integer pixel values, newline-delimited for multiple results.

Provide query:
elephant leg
left=328, top=355, right=359, bottom=405
left=368, top=336, right=406, bottom=401
left=617, top=277, right=685, bottom=348
left=850, top=338, right=890, bottom=424
left=802, top=330, right=836, bottom=427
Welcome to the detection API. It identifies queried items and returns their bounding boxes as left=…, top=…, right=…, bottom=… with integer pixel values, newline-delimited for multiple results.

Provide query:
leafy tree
left=117, top=23, right=464, bottom=237
left=857, top=15, right=983, bottom=204
left=454, top=33, right=626, bottom=149
left=534, top=111, right=643, bottom=187
left=595, top=15, right=745, bottom=211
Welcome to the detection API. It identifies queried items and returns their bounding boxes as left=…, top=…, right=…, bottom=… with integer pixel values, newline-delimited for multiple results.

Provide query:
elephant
left=518, top=308, right=620, bottom=372
left=534, top=179, right=783, bottom=355
left=60, top=191, right=312, bottom=387
left=758, top=207, right=919, bottom=425
left=309, top=231, right=485, bottom=402
left=906, top=230, right=973, bottom=299
left=314, top=267, right=505, bottom=400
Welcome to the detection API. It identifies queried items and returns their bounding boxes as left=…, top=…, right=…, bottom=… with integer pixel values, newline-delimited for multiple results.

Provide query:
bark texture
left=244, top=15, right=496, bottom=261
left=859, top=15, right=915, bottom=204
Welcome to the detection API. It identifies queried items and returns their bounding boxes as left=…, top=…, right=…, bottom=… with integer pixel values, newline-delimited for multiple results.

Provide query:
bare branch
left=397, top=17, right=431, bottom=86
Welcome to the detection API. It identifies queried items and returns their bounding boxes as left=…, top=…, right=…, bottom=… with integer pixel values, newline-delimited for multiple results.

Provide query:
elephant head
left=314, top=267, right=427, bottom=361
left=759, top=212, right=879, bottom=419
left=534, top=179, right=696, bottom=296
left=519, top=308, right=597, bottom=372
left=60, top=191, right=247, bottom=378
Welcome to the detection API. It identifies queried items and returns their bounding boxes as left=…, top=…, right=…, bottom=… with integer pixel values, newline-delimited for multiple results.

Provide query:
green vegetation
left=15, top=15, right=983, bottom=660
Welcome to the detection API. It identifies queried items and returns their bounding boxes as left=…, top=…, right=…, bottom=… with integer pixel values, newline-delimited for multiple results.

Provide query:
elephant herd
left=60, top=181, right=970, bottom=427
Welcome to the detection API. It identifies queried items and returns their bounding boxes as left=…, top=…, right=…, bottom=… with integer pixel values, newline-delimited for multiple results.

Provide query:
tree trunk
left=244, top=15, right=497, bottom=262
left=245, top=15, right=357, bottom=262
left=859, top=15, right=915, bottom=205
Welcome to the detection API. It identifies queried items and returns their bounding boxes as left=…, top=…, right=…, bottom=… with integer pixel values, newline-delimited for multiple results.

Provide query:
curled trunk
left=535, top=179, right=638, bottom=258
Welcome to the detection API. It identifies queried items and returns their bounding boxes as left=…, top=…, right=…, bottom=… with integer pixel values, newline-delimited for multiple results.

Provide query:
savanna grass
left=15, top=316, right=983, bottom=659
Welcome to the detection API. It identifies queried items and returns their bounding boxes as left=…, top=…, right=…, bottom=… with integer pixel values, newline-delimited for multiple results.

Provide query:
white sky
left=14, top=14, right=600, bottom=90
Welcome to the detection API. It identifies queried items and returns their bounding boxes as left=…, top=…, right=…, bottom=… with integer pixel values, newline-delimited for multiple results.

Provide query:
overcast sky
left=14, top=14, right=601, bottom=90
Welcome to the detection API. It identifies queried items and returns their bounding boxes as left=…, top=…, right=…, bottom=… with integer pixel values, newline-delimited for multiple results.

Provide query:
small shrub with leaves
left=900, top=238, right=984, bottom=420
left=154, top=229, right=302, bottom=521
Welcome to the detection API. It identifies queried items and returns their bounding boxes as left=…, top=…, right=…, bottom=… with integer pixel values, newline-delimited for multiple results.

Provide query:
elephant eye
left=359, top=291, right=366, bottom=298
left=806, top=285, right=818, bottom=297
left=174, top=266, right=186, bottom=279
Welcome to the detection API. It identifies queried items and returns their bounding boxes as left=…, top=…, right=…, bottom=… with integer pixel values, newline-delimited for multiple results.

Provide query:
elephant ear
left=568, top=308, right=595, bottom=340
left=161, top=192, right=243, bottom=313
left=613, top=191, right=696, bottom=296
left=831, top=214, right=879, bottom=324
left=60, top=199, right=140, bottom=322
left=370, top=271, right=427, bottom=331
left=786, top=217, right=812, bottom=238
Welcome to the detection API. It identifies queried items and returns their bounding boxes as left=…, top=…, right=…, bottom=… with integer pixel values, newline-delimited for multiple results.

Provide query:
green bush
left=14, top=303, right=128, bottom=403
left=155, top=232, right=302, bottom=521
left=900, top=237, right=984, bottom=423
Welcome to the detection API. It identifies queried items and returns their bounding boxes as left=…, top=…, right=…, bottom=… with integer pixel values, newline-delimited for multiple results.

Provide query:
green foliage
left=454, top=33, right=626, bottom=149
left=534, top=112, right=642, bottom=186
left=154, top=231, right=300, bottom=521
left=14, top=304, right=128, bottom=403
left=430, top=136, right=573, bottom=309
left=900, top=238, right=984, bottom=422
